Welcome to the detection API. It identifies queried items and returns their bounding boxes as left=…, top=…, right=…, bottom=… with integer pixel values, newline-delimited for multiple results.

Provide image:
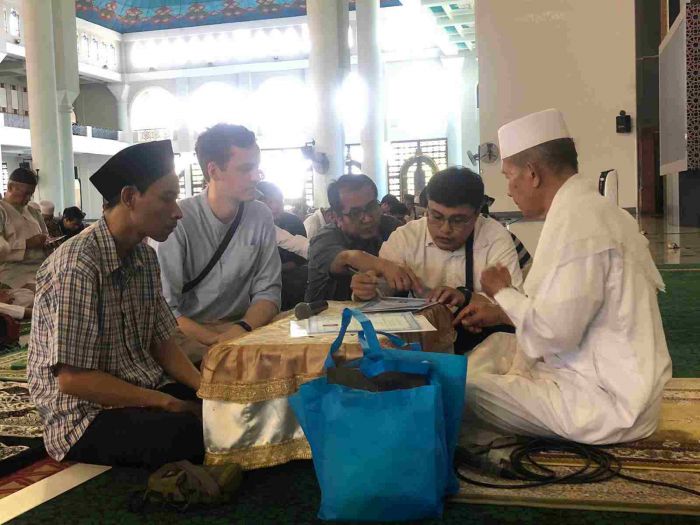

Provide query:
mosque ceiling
left=76, top=0, right=402, bottom=33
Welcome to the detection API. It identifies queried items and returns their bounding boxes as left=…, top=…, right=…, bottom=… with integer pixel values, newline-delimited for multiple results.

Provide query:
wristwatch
left=234, top=320, right=253, bottom=332
left=456, top=287, right=472, bottom=308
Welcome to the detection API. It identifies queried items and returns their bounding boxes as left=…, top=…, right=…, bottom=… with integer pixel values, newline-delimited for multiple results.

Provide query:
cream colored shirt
left=378, top=216, right=523, bottom=293
left=303, top=209, right=328, bottom=240
left=0, top=199, right=47, bottom=263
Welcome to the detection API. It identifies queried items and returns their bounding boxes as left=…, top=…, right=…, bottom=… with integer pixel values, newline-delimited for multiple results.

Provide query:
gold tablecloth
left=198, top=301, right=455, bottom=469
left=199, top=301, right=456, bottom=403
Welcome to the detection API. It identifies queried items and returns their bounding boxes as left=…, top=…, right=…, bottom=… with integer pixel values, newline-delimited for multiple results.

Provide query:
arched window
left=80, top=34, right=89, bottom=58
left=130, top=87, right=180, bottom=131
left=188, top=81, right=252, bottom=133
left=110, top=44, right=117, bottom=67
left=255, top=76, right=312, bottom=147
left=90, top=38, right=99, bottom=61
left=8, top=9, right=19, bottom=37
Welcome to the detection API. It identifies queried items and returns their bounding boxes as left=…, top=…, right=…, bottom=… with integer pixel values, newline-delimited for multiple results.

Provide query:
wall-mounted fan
left=467, top=142, right=501, bottom=166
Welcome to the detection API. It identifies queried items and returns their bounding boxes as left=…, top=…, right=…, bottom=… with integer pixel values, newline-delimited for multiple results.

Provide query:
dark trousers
left=455, top=325, right=516, bottom=355
left=65, top=383, right=204, bottom=469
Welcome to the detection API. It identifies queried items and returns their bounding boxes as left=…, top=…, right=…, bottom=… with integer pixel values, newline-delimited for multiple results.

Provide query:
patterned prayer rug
left=454, top=379, right=700, bottom=515
left=0, top=457, right=72, bottom=499
left=0, top=345, right=28, bottom=382
left=0, top=381, right=45, bottom=477
left=0, top=381, right=42, bottom=439
left=536, top=378, right=700, bottom=472
left=454, top=466, right=700, bottom=515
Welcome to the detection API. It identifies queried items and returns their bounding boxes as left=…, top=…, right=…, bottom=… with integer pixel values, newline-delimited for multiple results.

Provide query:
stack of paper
left=359, top=297, right=436, bottom=313
left=290, top=311, right=436, bottom=337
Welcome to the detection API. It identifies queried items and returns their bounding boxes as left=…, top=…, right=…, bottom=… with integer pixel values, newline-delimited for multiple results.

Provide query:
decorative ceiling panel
left=76, top=0, right=402, bottom=33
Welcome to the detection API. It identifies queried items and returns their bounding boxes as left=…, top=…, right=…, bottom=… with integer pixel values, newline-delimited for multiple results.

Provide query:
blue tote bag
left=288, top=308, right=467, bottom=522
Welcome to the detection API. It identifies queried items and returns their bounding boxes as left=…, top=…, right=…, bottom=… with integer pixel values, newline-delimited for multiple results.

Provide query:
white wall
left=75, top=154, right=108, bottom=220
left=476, top=0, right=639, bottom=212
left=461, top=53, right=479, bottom=170
left=74, top=84, right=119, bottom=130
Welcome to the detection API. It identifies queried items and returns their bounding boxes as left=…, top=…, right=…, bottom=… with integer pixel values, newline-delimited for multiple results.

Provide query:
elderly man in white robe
left=458, top=109, right=671, bottom=445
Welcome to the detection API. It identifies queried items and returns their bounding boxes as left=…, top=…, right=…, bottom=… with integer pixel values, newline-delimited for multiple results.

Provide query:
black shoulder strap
left=182, top=202, right=245, bottom=294
left=464, top=233, right=475, bottom=291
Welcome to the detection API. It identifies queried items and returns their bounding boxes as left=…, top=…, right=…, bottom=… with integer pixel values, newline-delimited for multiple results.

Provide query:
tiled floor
left=640, top=216, right=700, bottom=265
left=507, top=215, right=700, bottom=266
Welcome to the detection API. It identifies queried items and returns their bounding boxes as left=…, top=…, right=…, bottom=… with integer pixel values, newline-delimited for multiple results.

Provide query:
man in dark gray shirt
left=305, top=175, right=422, bottom=302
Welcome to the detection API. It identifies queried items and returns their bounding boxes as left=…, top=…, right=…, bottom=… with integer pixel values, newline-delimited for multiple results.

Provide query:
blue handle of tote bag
left=325, top=308, right=428, bottom=377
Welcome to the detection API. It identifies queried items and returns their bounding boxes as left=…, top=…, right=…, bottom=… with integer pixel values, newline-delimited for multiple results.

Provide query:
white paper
left=360, top=297, right=437, bottom=313
left=307, top=312, right=433, bottom=335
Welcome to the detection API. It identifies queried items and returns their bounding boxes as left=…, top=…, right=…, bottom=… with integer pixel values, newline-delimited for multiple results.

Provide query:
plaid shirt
left=28, top=218, right=177, bottom=461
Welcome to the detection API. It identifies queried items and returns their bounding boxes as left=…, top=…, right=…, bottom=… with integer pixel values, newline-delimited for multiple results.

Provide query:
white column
left=460, top=52, right=479, bottom=171
left=53, top=0, right=79, bottom=208
left=356, top=0, right=387, bottom=196
left=307, top=0, right=350, bottom=207
left=56, top=98, right=75, bottom=207
left=107, top=83, right=131, bottom=138
left=22, top=0, right=62, bottom=206
left=174, top=78, right=193, bottom=153
left=442, top=56, right=465, bottom=167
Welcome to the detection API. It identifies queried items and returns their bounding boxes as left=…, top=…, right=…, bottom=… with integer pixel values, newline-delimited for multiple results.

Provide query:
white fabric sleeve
left=303, top=216, right=319, bottom=240
left=0, top=208, right=24, bottom=262
left=494, top=250, right=611, bottom=359
left=377, top=230, right=406, bottom=265
left=275, top=226, right=309, bottom=259
left=485, top=228, right=524, bottom=291
left=0, top=302, right=25, bottom=319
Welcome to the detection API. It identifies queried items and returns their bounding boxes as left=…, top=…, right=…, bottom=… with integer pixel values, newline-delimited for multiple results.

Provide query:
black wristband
left=456, top=287, right=472, bottom=308
left=234, top=320, right=253, bottom=332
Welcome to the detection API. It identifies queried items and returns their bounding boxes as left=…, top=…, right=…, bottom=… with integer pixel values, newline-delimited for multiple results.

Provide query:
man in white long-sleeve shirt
left=0, top=168, right=48, bottom=318
left=0, top=168, right=48, bottom=288
left=458, top=109, right=671, bottom=445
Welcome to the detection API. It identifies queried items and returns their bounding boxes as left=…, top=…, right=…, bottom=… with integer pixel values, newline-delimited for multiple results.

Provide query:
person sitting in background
left=403, top=193, right=425, bottom=220
left=351, top=167, right=522, bottom=354
left=306, top=174, right=418, bottom=302
left=60, top=206, right=86, bottom=239
left=388, top=202, right=409, bottom=225
left=304, top=206, right=334, bottom=240
left=380, top=194, right=401, bottom=214
left=0, top=168, right=48, bottom=291
left=418, top=187, right=428, bottom=209
left=28, top=140, right=203, bottom=468
left=257, top=181, right=308, bottom=310
left=155, top=124, right=281, bottom=361
left=40, top=200, right=62, bottom=238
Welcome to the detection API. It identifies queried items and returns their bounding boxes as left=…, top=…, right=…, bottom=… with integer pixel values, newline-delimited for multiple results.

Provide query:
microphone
left=294, top=300, right=329, bottom=320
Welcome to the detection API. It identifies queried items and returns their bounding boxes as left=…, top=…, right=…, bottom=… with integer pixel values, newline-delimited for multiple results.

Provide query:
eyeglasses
left=426, top=208, right=477, bottom=229
left=340, top=200, right=381, bottom=222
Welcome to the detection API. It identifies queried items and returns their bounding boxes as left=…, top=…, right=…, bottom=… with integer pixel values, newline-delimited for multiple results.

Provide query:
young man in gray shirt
left=155, top=124, right=281, bottom=361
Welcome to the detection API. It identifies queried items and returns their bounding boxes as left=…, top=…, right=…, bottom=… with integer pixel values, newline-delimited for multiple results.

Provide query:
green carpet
left=7, top=269, right=700, bottom=524
left=7, top=461, right=700, bottom=525
left=658, top=269, right=700, bottom=377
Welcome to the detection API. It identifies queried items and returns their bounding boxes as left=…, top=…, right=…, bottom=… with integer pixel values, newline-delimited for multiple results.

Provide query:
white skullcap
left=39, top=200, right=55, bottom=215
left=498, top=108, right=571, bottom=159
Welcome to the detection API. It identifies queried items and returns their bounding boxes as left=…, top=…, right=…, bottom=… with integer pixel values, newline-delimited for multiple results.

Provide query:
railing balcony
left=133, top=128, right=175, bottom=143
left=92, top=127, right=119, bottom=140
left=3, top=113, right=30, bottom=129
left=71, top=124, right=88, bottom=136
